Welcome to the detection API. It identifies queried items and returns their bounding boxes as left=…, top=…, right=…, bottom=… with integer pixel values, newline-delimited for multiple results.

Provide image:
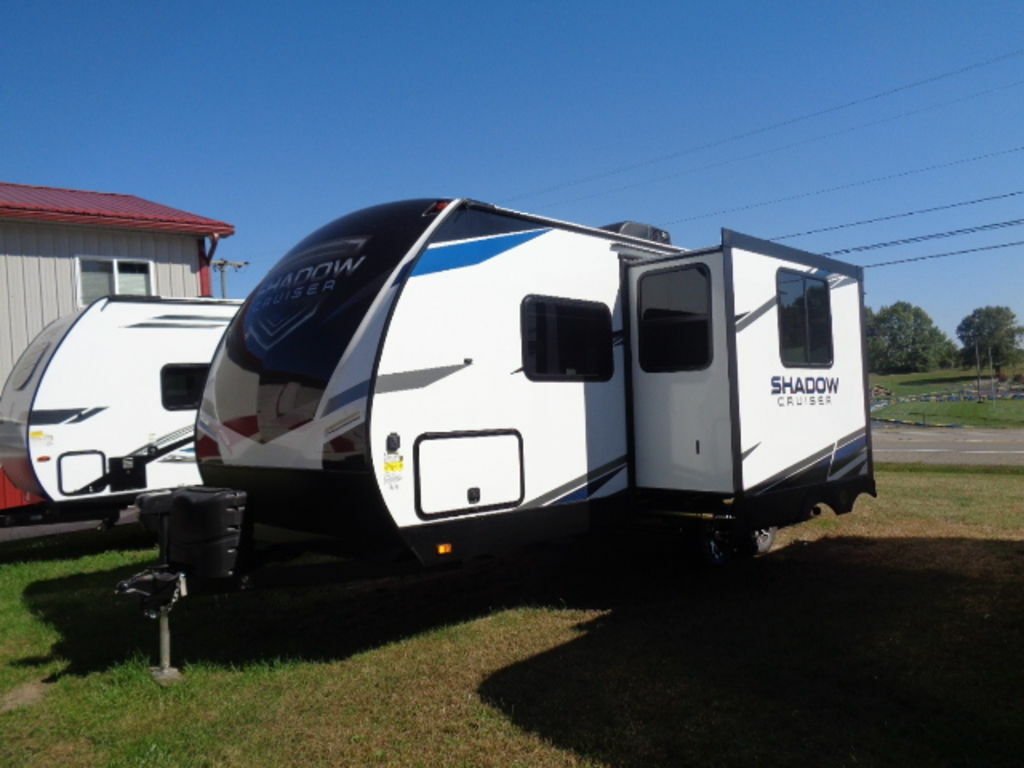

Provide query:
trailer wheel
left=733, top=526, right=777, bottom=558
left=751, top=527, right=777, bottom=554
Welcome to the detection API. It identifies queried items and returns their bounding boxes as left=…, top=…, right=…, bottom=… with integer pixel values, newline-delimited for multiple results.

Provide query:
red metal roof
left=0, top=181, right=234, bottom=237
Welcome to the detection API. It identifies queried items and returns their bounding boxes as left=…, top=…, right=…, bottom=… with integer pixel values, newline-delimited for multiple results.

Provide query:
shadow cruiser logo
left=247, top=237, right=368, bottom=351
left=771, top=375, right=838, bottom=407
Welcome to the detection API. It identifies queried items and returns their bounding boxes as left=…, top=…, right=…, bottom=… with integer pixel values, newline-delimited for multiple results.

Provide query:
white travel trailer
left=0, top=297, right=239, bottom=526
left=131, top=198, right=874, bottom=588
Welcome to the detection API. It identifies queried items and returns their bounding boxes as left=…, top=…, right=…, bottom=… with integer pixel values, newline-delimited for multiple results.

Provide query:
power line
left=772, top=190, right=1024, bottom=240
left=865, top=239, right=1024, bottom=268
left=501, top=45, right=1024, bottom=204
left=822, top=218, right=1024, bottom=256
left=541, top=79, right=1024, bottom=210
left=665, top=144, right=1024, bottom=224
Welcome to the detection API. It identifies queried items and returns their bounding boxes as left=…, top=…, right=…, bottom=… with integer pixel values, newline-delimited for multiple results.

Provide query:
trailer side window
left=638, top=265, right=711, bottom=372
left=777, top=271, right=833, bottom=367
left=161, top=364, right=210, bottom=410
left=521, top=296, right=613, bottom=382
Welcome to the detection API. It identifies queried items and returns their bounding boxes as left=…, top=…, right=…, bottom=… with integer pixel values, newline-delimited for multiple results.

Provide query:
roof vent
left=600, top=221, right=671, bottom=245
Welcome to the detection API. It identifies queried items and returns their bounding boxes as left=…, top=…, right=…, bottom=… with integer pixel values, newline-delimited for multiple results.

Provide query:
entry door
left=626, top=253, right=734, bottom=493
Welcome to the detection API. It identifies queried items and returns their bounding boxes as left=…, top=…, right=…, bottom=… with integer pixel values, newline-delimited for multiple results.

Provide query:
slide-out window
left=521, top=295, right=613, bottom=381
left=161, top=364, right=210, bottom=410
left=638, top=264, right=712, bottom=372
left=777, top=270, right=833, bottom=367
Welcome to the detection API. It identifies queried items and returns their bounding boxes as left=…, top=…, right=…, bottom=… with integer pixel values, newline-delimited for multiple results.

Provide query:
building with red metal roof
left=0, top=181, right=235, bottom=237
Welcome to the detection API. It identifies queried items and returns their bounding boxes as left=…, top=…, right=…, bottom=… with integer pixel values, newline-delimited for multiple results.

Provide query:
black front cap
left=220, top=199, right=448, bottom=443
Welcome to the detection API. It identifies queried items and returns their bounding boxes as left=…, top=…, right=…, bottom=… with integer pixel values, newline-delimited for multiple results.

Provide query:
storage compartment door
left=57, top=450, right=106, bottom=496
left=415, top=431, right=524, bottom=517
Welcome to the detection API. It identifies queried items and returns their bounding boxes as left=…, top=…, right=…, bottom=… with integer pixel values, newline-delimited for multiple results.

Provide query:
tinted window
left=522, top=296, right=613, bottom=381
left=638, top=265, right=711, bottom=372
left=778, top=270, right=833, bottom=366
left=161, top=364, right=210, bottom=410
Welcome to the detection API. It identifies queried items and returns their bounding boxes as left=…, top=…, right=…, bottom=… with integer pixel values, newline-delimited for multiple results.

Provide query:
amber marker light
left=37, top=456, right=51, bottom=462
left=436, top=543, right=453, bottom=555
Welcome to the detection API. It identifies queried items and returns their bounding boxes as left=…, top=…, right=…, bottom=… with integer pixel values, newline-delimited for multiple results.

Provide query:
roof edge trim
left=0, top=207, right=235, bottom=237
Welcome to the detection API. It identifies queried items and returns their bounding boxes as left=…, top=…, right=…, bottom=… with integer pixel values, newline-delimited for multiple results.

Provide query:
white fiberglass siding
left=0, top=220, right=202, bottom=386
left=730, top=247, right=867, bottom=490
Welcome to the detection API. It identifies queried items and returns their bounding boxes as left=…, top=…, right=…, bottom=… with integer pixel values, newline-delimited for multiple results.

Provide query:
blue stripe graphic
left=323, top=379, right=370, bottom=415
left=551, top=465, right=625, bottom=505
left=412, top=230, right=547, bottom=277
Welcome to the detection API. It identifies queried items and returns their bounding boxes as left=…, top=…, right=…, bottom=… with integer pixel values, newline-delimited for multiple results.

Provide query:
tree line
left=865, top=302, right=1024, bottom=374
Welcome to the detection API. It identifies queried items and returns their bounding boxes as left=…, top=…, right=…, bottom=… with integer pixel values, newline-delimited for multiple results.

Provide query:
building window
left=777, top=270, right=833, bottom=367
left=78, top=258, right=153, bottom=305
left=161, top=364, right=210, bottom=410
left=521, top=295, right=613, bottom=381
left=638, top=265, right=712, bottom=372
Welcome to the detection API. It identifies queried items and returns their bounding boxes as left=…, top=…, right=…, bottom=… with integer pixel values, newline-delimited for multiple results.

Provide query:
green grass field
left=870, top=369, right=1024, bottom=427
left=2, top=467, right=1023, bottom=767
left=872, top=398, right=1024, bottom=428
left=869, top=369, right=995, bottom=398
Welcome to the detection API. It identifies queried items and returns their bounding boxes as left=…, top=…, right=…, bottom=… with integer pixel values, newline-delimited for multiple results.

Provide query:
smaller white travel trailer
left=0, top=297, right=239, bottom=526
left=124, top=198, right=876, bottom=601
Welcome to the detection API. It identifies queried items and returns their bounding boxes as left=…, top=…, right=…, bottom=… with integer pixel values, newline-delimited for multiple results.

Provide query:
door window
left=638, top=265, right=711, bottom=372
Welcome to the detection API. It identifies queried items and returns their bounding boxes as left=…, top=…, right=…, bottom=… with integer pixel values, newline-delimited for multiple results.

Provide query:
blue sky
left=4, top=0, right=1023, bottom=340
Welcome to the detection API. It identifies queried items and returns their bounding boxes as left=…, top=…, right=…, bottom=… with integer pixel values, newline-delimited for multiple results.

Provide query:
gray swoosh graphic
left=375, top=363, right=470, bottom=394
left=735, top=296, right=777, bottom=332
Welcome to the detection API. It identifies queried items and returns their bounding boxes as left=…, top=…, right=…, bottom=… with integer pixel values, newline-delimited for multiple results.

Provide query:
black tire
left=751, top=527, right=777, bottom=554
left=732, top=526, right=778, bottom=558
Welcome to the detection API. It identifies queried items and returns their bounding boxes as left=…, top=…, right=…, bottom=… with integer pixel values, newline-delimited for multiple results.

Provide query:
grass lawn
left=870, top=369, right=1024, bottom=427
left=872, top=398, right=1024, bottom=428
left=869, top=369, right=1008, bottom=398
left=2, top=466, right=1023, bottom=767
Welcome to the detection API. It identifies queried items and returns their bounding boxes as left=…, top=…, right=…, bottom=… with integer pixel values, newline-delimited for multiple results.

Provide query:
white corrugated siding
left=0, top=220, right=203, bottom=385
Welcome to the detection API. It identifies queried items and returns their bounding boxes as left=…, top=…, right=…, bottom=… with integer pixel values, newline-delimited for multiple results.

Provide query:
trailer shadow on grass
left=479, top=536, right=1024, bottom=768
left=15, top=529, right=690, bottom=677
left=0, top=523, right=155, bottom=566
left=14, top=533, right=1024, bottom=764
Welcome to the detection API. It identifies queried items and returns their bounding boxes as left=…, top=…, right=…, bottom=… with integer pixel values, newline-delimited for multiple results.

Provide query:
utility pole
left=975, top=338, right=982, bottom=401
left=989, top=345, right=997, bottom=402
left=210, top=259, right=249, bottom=299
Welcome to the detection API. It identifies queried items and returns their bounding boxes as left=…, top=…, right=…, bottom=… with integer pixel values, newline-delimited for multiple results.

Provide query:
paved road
left=872, top=424, right=1024, bottom=466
